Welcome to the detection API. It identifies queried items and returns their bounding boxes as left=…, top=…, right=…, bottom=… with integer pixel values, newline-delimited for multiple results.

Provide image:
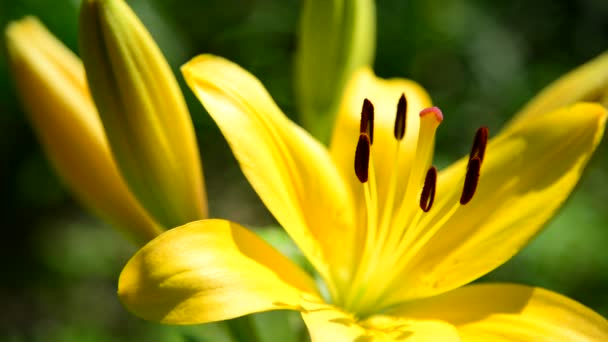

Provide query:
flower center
left=341, top=94, right=488, bottom=317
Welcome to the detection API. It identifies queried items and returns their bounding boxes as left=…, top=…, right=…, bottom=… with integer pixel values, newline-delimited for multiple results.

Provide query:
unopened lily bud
left=295, top=0, right=376, bottom=143
left=79, top=0, right=207, bottom=228
left=5, top=17, right=162, bottom=244
left=510, top=51, right=608, bottom=129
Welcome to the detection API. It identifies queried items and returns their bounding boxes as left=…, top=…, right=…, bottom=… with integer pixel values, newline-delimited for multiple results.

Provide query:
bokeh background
left=1, top=0, right=608, bottom=341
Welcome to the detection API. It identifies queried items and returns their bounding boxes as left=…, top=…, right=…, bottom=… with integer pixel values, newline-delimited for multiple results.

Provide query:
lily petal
left=509, top=51, right=608, bottom=129
left=387, top=103, right=606, bottom=302
left=119, top=219, right=317, bottom=324
left=330, top=68, right=433, bottom=227
left=301, top=301, right=460, bottom=341
left=395, top=283, right=608, bottom=341
left=182, top=55, right=355, bottom=293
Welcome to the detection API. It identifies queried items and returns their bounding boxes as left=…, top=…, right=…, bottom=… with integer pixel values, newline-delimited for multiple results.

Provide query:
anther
left=354, top=133, right=371, bottom=183
left=469, top=126, right=488, bottom=163
left=420, top=166, right=437, bottom=212
left=360, top=99, right=375, bottom=144
left=460, top=157, right=481, bottom=205
left=394, top=93, right=407, bottom=140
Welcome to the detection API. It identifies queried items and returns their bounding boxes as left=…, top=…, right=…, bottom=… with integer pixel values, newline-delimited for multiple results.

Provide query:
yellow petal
left=509, top=51, right=608, bottom=129
left=387, top=103, right=607, bottom=302
left=329, top=68, right=433, bottom=230
left=181, top=55, right=355, bottom=295
left=395, top=283, right=608, bottom=341
left=301, top=301, right=460, bottom=341
left=79, top=0, right=207, bottom=228
left=6, top=17, right=161, bottom=244
left=118, top=219, right=317, bottom=324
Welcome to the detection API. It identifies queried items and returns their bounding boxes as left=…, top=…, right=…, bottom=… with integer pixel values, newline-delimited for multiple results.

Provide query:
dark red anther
left=460, top=156, right=481, bottom=205
left=354, top=133, right=371, bottom=183
left=420, top=166, right=437, bottom=212
left=394, top=93, right=407, bottom=140
left=360, top=99, right=375, bottom=144
left=469, top=126, right=488, bottom=163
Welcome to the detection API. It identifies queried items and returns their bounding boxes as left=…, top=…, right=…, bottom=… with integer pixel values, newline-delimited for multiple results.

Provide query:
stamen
left=460, top=156, right=481, bottom=204
left=360, top=99, right=375, bottom=144
left=394, top=93, right=407, bottom=140
left=469, top=126, right=488, bottom=163
left=354, top=133, right=371, bottom=183
left=419, top=166, right=437, bottom=212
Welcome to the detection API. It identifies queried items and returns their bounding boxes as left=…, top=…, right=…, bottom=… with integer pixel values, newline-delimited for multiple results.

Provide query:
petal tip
left=181, top=54, right=222, bottom=75
left=569, top=102, right=607, bottom=145
left=5, top=16, right=40, bottom=47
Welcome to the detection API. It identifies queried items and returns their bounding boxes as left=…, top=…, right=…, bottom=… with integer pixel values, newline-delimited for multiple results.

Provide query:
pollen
left=360, top=98, right=375, bottom=144
left=469, top=126, right=489, bottom=162
left=460, top=156, right=481, bottom=204
left=394, top=93, right=407, bottom=140
left=354, top=133, right=371, bottom=183
left=460, top=126, right=488, bottom=204
left=420, top=166, right=437, bottom=212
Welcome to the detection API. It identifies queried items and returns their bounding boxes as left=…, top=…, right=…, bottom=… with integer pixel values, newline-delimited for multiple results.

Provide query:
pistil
left=378, top=125, right=489, bottom=309
left=386, top=107, right=443, bottom=252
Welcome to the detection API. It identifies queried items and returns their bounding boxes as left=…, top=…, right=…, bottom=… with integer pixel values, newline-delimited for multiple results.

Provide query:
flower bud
left=295, top=0, right=376, bottom=143
left=79, top=0, right=207, bottom=228
left=6, top=17, right=162, bottom=244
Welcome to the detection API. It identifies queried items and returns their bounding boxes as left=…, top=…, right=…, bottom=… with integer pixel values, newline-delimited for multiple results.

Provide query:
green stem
left=226, top=315, right=260, bottom=342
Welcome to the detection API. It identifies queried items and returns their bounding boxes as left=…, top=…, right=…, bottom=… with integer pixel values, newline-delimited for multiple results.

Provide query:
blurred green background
left=1, top=0, right=608, bottom=341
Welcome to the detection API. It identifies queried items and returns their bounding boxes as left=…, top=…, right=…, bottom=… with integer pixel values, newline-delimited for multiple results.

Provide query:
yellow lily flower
left=119, top=55, right=608, bottom=340
left=5, top=17, right=162, bottom=244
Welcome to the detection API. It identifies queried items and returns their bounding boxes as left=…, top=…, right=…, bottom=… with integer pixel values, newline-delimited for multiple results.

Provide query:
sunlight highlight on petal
left=387, top=103, right=607, bottom=302
left=301, top=302, right=460, bottom=342
left=119, top=219, right=317, bottom=324
left=509, top=51, right=608, bottom=128
left=182, top=54, right=357, bottom=296
left=395, top=283, right=608, bottom=341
